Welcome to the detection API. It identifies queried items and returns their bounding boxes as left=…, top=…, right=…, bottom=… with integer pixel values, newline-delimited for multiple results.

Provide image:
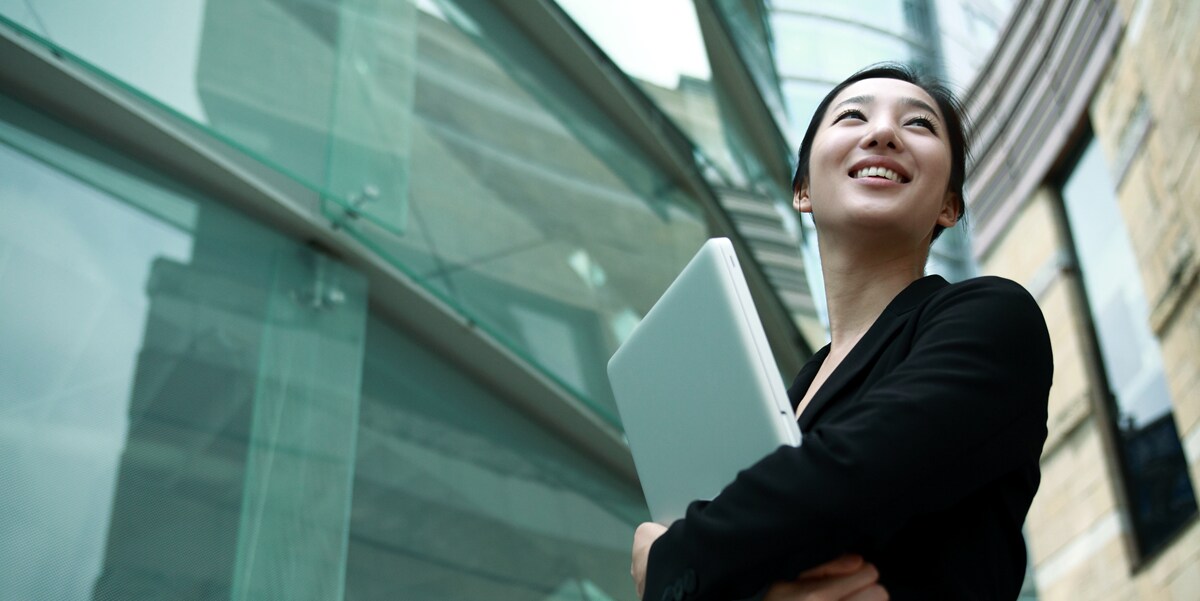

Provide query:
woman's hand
left=631, top=522, right=667, bottom=599
left=632, top=522, right=884, bottom=601
left=764, top=554, right=888, bottom=601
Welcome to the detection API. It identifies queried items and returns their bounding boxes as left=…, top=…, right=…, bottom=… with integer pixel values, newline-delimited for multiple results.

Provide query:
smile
left=851, top=167, right=908, bottom=183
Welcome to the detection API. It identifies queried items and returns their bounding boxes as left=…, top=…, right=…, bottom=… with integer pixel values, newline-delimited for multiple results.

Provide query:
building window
left=1057, top=128, right=1197, bottom=559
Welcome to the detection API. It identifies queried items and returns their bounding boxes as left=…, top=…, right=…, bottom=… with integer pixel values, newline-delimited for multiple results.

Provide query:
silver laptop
left=607, top=237, right=801, bottom=524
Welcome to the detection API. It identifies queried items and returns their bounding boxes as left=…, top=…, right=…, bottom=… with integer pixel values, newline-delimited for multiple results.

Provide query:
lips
left=848, top=158, right=911, bottom=183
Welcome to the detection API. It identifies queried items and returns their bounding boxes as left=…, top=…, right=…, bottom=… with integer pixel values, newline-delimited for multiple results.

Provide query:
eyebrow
left=833, top=94, right=941, bottom=118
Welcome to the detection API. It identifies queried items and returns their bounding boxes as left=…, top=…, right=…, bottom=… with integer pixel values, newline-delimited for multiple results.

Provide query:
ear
left=936, top=192, right=959, bottom=228
left=793, top=181, right=813, bottom=214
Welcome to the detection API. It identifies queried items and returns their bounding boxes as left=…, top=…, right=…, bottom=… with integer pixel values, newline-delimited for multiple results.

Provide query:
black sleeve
left=642, top=278, right=1052, bottom=601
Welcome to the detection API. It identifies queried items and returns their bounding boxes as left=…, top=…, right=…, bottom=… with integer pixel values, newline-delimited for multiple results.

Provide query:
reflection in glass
left=781, top=79, right=834, bottom=143
left=337, top=0, right=712, bottom=423
left=0, top=95, right=368, bottom=601
left=556, top=0, right=710, bottom=90
left=0, top=0, right=722, bottom=428
left=772, top=18, right=915, bottom=84
left=345, top=314, right=646, bottom=600
left=558, top=0, right=769, bottom=189
left=1, top=0, right=415, bottom=237
left=0, top=131, right=193, bottom=601
left=1061, top=134, right=1197, bottom=557
left=771, top=0, right=909, bottom=36
left=711, top=0, right=789, bottom=129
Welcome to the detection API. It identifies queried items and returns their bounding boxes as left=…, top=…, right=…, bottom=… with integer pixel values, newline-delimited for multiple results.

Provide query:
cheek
left=805, top=144, right=842, bottom=195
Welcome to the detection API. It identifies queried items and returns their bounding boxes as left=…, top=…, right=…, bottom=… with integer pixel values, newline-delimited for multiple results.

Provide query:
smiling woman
left=792, top=65, right=969, bottom=246
left=632, top=65, right=1051, bottom=601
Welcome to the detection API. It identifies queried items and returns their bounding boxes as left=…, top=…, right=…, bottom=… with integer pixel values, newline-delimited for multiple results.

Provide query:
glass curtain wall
left=557, top=0, right=771, bottom=191
left=1059, top=132, right=1198, bottom=558
left=0, top=0, right=715, bottom=427
left=359, top=0, right=710, bottom=422
left=346, top=314, right=646, bottom=600
left=0, top=94, right=368, bottom=601
left=769, top=0, right=940, bottom=144
left=1, top=0, right=735, bottom=597
left=0, top=85, right=648, bottom=601
left=712, top=0, right=790, bottom=135
left=555, top=0, right=821, bottom=348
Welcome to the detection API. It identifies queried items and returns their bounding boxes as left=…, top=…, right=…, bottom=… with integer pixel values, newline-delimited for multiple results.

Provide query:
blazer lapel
left=795, top=275, right=949, bottom=431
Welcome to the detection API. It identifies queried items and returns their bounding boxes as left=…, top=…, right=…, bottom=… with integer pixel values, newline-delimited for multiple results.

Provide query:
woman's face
left=794, top=78, right=958, bottom=246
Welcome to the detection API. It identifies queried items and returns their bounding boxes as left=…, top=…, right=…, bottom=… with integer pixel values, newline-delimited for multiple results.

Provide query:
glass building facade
left=0, top=1, right=813, bottom=599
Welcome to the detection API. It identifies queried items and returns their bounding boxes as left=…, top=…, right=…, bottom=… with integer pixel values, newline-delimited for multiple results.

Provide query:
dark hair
left=791, top=63, right=970, bottom=242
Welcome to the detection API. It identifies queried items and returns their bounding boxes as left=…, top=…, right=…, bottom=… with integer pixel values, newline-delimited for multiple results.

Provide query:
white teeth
left=853, top=167, right=903, bottom=183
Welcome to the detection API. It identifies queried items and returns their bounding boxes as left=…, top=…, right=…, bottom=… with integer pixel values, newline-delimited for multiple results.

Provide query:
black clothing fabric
left=643, top=275, right=1052, bottom=601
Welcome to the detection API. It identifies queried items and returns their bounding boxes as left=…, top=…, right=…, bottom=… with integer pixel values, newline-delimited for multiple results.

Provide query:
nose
left=861, top=119, right=903, bottom=151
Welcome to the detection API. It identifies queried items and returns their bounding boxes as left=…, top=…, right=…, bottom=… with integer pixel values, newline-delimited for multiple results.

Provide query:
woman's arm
left=635, top=523, right=887, bottom=601
left=642, top=277, right=1052, bottom=601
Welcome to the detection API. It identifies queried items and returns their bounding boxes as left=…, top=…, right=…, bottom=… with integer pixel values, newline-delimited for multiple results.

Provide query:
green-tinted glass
left=345, top=314, right=648, bottom=600
left=770, top=0, right=909, bottom=37
left=322, top=0, right=418, bottom=235
left=0, top=94, right=368, bottom=601
left=711, top=0, right=789, bottom=126
left=558, top=0, right=760, bottom=189
left=0, top=0, right=413, bottom=237
left=0, top=1, right=716, bottom=426
left=335, top=0, right=711, bottom=423
left=772, top=18, right=915, bottom=82
left=231, top=252, right=367, bottom=601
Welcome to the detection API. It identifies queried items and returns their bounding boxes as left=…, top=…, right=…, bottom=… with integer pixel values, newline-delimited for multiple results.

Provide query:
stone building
left=966, top=0, right=1200, bottom=597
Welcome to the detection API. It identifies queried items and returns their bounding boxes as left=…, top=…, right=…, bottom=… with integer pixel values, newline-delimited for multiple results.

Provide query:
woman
left=631, top=64, right=1052, bottom=600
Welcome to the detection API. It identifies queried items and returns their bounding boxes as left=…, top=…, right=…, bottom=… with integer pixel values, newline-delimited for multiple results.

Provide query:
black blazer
left=644, top=275, right=1052, bottom=601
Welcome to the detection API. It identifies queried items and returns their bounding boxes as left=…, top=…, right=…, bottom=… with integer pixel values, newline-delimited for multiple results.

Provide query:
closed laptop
left=608, top=237, right=801, bottom=524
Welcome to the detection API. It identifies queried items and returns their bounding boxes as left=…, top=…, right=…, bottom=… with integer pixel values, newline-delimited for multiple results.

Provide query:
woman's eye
left=833, top=109, right=865, bottom=123
left=907, top=116, right=938, bottom=133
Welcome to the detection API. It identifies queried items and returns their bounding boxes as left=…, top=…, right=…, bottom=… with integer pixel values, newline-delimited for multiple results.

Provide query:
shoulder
left=922, top=275, right=1044, bottom=322
left=913, top=275, right=1049, bottom=351
left=935, top=275, right=1036, bottom=301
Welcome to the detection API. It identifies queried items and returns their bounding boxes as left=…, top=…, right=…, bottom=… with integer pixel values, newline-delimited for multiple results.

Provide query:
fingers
left=631, top=522, right=667, bottom=600
left=844, top=583, right=889, bottom=601
left=797, top=554, right=865, bottom=579
left=766, top=561, right=884, bottom=601
left=822, top=562, right=880, bottom=599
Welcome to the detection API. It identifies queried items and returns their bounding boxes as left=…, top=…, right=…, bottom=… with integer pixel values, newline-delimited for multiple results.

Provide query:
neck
left=818, top=240, right=927, bottom=353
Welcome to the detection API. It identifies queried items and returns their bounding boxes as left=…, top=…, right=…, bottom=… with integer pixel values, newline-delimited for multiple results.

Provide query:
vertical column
left=231, top=250, right=367, bottom=601
left=322, top=0, right=418, bottom=235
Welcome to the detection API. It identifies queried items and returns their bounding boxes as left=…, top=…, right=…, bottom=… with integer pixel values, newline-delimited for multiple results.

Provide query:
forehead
left=828, top=78, right=943, bottom=119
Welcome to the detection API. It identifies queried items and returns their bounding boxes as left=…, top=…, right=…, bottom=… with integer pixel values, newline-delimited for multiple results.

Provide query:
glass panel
left=772, top=17, right=917, bottom=83
left=711, top=0, right=789, bottom=128
left=0, top=0, right=414, bottom=237
left=0, top=115, right=195, bottom=601
left=0, top=0, right=717, bottom=428
left=231, top=252, right=367, bottom=601
left=0, top=94, right=368, bottom=600
left=1061, top=135, right=1197, bottom=556
left=333, top=0, right=712, bottom=424
left=557, top=0, right=756, bottom=188
left=344, top=314, right=648, bottom=600
left=322, top=0, right=418, bottom=235
left=770, top=0, right=910, bottom=37
left=780, top=79, right=833, bottom=144
left=0, top=0, right=729, bottom=427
